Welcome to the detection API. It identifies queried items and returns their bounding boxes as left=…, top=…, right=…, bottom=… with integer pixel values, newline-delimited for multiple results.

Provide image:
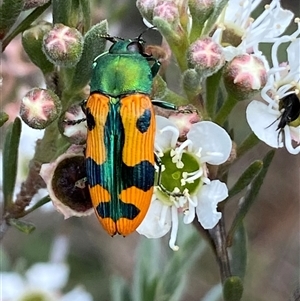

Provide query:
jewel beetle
left=82, top=34, right=177, bottom=236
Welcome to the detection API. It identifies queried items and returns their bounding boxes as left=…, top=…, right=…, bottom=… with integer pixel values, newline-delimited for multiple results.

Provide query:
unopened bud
left=43, top=23, right=84, bottom=67
left=223, top=54, right=267, bottom=98
left=153, top=1, right=180, bottom=27
left=20, top=88, right=62, bottom=129
left=22, top=21, right=54, bottom=73
left=187, top=37, right=225, bottom=76
left=189, top=0, right=215, bottom=23
left=136, top=0, right=158, bottom=22
left=168, top=106, right=201, bottom=141
left=24, top=0, right=50, bottom=10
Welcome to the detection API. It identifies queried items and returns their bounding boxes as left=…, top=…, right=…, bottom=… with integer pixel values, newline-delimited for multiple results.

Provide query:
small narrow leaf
left=2, top=1, right=51, bottom=51
left=0, top=112, right=9, bottom=127
left=227, top=150, right=275, bottom=246
left=223, top=276, right=243, bottom=301
left=79, top=0, right=91, bottom=32
left=52, top=0, right=80, bottom=28
left=228, top=160, right=263, bottom=199
left=9, top=218, right=36, bottom=234
left=3, top=117, right=22, bottom=206
left=110, top=275, right=131, bottom=301
left=229, top=223, right=247, bottom=280
left=155, top=226, right=206, bottom=301
left=69, top=20, right=108, bottom=93
left=237, top=132, right=260, bottom=157
left=0, top=0, right=24, bottom=39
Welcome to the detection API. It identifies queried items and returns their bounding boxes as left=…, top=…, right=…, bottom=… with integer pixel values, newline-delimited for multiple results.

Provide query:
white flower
left=212, top=0, right=294, bottom=61
left=246, top=25, right=300, bottom=154
left=137, top=116, right=231, bottom=250
left=1, top=236, right=93, bottom=301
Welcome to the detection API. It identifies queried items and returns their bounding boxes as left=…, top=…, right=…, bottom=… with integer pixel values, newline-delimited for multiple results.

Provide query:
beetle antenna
left=137, top=26, right=157, bottom=41
left=100, top=34, right=125, bottom=43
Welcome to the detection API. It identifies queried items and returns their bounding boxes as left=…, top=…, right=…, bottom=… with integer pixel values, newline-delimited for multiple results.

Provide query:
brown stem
left=208, top=216, right=231, bottom=283
left=8, top=160, right=46, bottom=218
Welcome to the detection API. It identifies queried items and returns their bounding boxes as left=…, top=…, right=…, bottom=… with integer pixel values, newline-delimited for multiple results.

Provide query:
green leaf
left=132, top=238, right=162, bottom=301
left=228, top=160, right=263, bottom=199
left=132, top=224, right=206, bottom=301
left=2, top=117, right=22, bottom=206
left=2, top=2, right=51, bottom=51
left=237, top=132, right=260, bottom=157
left=52, top=0, right=80, bottom=28
left=155, top=226, right=206, bottom=301
left=68, top=20, right=108, bottom=93
left=110, top=275, right=131, bottom=301
left=79, top=0, right=91, bottom=32
left=229, top=223, right=247, bottom=280
left=0, top=0, right=24, bottom=39
left=223, top=276, right=243, bottom=301
left=227, top=150, right=275, bottom=246
left=0, top=112, right=9, bottom=127
left=9, top=218, right=36, bottom=234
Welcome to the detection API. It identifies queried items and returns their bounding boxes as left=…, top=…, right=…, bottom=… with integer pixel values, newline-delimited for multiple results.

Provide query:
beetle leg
left=147, top=57, right=161, bottom=77
left=63, top=99, right=87, bottom=125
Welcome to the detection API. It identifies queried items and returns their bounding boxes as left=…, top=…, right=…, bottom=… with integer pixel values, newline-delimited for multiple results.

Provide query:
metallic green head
left=89, top=36, right=160, bottom=97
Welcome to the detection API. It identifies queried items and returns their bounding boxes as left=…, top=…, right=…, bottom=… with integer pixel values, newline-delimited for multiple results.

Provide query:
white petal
left=290, top=125, right=300, bottom=144
left=265, top=6, right=294, bottom=38
left=0, top=272, right=25, bottom=299
left=25, top=262, right=69, bottom=291
left=61, top=287, right=93, bottom=301
left=155, top=115, right=179, bottom=150
left=187, top=121, right=232, bottom=165
left=196, top=180, right=228, bottom=229
left=246, top=100, right=283, bottom=148
left=136, top=199, right=171, bottom=238
left=287, top=39, right=300, bottom=77
left=284, top=126, right=300, bottom=155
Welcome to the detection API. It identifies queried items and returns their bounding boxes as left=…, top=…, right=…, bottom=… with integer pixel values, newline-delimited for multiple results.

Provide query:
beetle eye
left=127, top=41, right=144, bottom=54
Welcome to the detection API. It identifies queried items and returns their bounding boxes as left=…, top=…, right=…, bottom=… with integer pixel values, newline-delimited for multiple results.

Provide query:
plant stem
left=206, top=69, right=223, bottom=118
left=209, top=215, right=231, bottom=283
left=18, top=195, right=51, bottom=218
left=214, top=94, right=237, bottom=126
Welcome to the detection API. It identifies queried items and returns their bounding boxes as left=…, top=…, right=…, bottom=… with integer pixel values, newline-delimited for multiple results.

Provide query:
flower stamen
left=169, top=206, right=179, bottom=251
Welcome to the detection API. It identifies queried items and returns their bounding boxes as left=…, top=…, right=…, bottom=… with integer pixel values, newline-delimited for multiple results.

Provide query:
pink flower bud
left=43, top=23, right=83, bottom=67
left=40, top=145, right=93, bottom=218
left=153, top=1, right=180, bottom=26
left=188, top=37, right=225, bottom=76
left=20, top=88, right=62, bottom=129
left=168, top=105, right=201, bottom=141
left=136, top=0, right=158, bottom=21
left=189, top=0, right=215, bottom=19
left=224, top=54, right=267, bottom=98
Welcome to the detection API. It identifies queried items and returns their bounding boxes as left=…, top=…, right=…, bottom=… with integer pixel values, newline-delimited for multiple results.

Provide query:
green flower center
left=155, top=149, right=203, bottom=205
left=20, top=291, right=53, bottom=301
